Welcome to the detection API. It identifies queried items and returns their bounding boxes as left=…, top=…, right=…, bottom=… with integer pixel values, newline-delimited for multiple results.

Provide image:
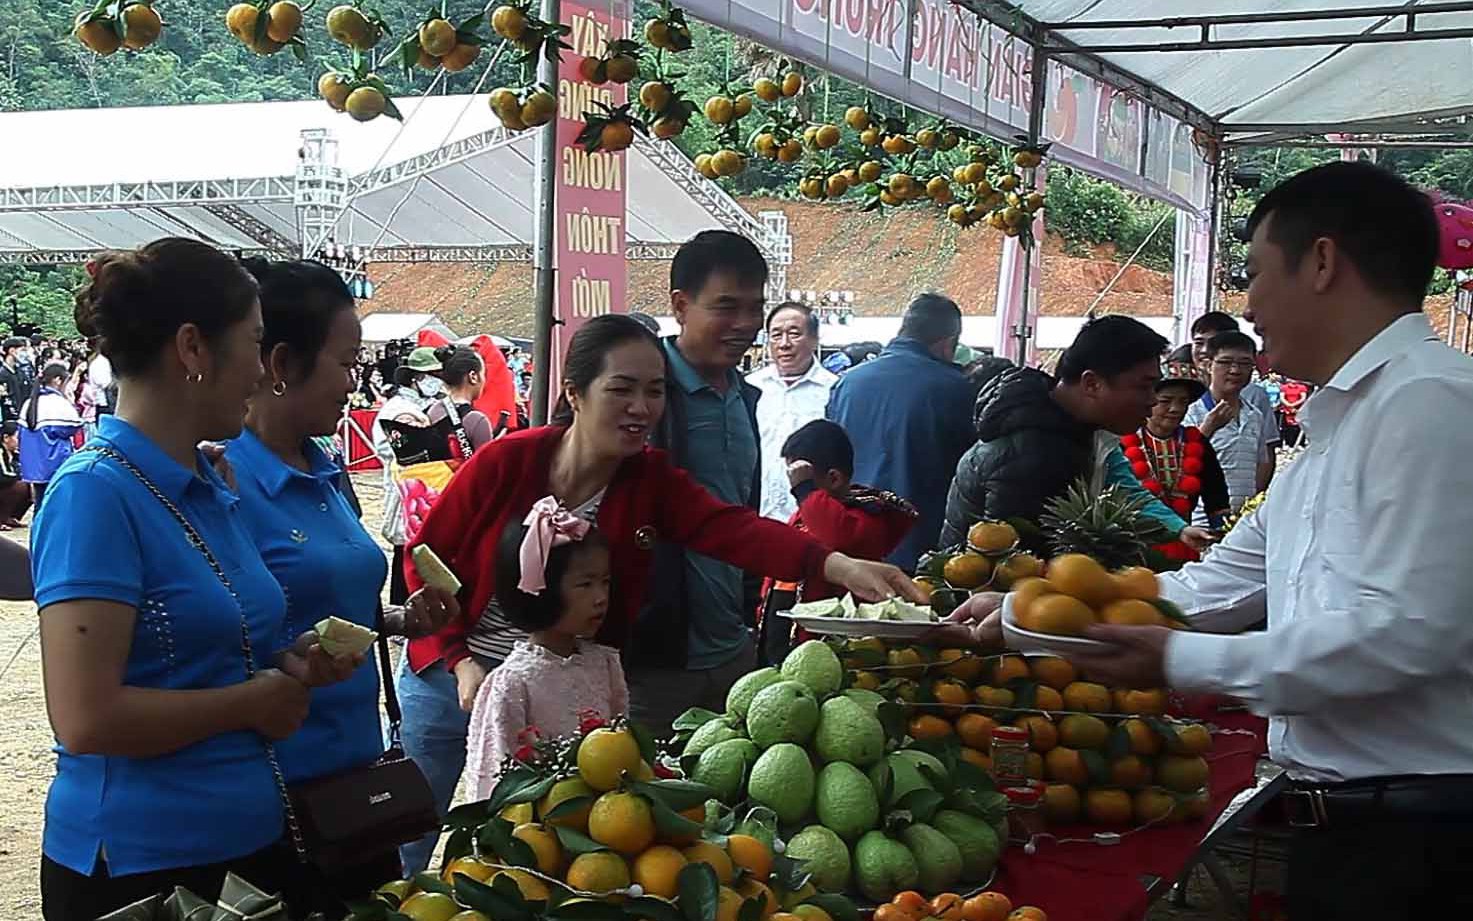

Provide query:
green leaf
left=649, top=792, right=705, bottom=841
left=443, top=824, right=475, bottom=864
left=672, top=708, right=723, bottom=732
left=290, top=40, right=309, bottom=64
left=624, top=896, right=686, bottom=921
left=736, top=897, right=765, bottom=921
left=876, top=701, right=907, bottom=743
left=492, top=873, right=543, bottom=916
left=1149, top=598, right=1192, bottom=627
left=630, top=722, right=659, bottom=764
left=951, top=759, right=995, bottom=793
left=677, top=862, right=721, bottom=921
left=872, top=760, right=894, bottom=806
left=445, top=799, right=493, bottom=829
left=896, top=788, right=944, bottom=823
left=545, top=794, right=597, bottom=821
left=799, top=894, right=860, bottom=921
left=382, top=97, right=405, bottom=121
left=1006, top=678, right=1039, bottom=710
left=489, top=770, right=558, bottom=814
left=631, top=779, right=720, bottom=813
left=1079, top=749, right=1112, bottom=786
left=769, top=853, right=812, bottom=893
left=479, top=818, right=542, bottom=870
left=553, top=825, right=610, bottom=856
left=1145, top=716, right=1181, bottom=748
left=1106, top=723, right=1132, bottom=761
left=412, top=872, right=455, bottom=897
left=551, top=899, right=628, bottom=921
left=456, top=873, right=531, bottom=920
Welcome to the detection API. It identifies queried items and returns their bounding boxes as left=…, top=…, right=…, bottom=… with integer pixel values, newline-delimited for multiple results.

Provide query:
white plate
left=779, top=612, right=939, bottom=639
left=1000, top=592, right=1110, bottom=657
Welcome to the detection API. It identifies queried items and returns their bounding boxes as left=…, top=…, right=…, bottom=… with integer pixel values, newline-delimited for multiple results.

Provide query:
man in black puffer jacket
left=942, top=316, right=1215, bottom=554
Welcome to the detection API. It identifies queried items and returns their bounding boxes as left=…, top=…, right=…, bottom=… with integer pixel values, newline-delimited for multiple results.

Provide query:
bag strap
left=374, top=601, right=405, bottom=741
left=80, top=443, right=310, bottom=862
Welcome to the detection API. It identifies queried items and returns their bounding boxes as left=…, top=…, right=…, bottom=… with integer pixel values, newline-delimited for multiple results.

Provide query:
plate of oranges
left=1000, top=555, right=1188, bottom=656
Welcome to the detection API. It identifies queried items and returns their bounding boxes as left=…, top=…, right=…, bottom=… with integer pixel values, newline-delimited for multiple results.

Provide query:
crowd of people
left=15, top=159, right=1473, bottom=921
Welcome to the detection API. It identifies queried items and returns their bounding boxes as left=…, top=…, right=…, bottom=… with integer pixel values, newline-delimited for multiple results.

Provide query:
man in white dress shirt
left=747, top=302, right=837, bottom=520
left=1066, top=162, right=1473, bottom=918
left=939, top=162, right=1473, bottom=918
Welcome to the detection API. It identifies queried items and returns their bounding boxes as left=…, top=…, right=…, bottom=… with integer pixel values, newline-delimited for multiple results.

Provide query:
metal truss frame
left=0, top=176, right=293, bottom=213
left=345, top=127, right=517, bottom=198
left=0, top=246, right=278, bottom=265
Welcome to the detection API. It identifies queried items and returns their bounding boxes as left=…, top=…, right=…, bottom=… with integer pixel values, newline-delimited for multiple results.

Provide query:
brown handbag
left=86, top=444, right=440, bottom=873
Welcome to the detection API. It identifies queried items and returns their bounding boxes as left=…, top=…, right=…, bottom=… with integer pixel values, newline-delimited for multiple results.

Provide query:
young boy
left=1183, top=331, right=1275, bottom=519
left=757, top=419, right=918, bottom=663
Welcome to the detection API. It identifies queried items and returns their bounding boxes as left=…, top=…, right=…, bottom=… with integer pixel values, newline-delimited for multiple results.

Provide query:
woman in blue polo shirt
left=228, top=258, right=458, bottom=910
left=32, top=239, right=321, bottom=920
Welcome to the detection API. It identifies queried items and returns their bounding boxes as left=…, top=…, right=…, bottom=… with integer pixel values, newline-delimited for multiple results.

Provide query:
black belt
left=1283, top=774, right=1473, bottom=828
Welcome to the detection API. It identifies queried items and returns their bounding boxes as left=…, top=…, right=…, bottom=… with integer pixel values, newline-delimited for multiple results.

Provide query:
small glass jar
left=1003, top=782, right=1046, bottom=846
left=990, top=725, right=1030, bottom=783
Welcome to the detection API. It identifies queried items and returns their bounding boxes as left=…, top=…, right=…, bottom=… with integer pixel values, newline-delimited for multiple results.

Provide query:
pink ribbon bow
left=518, top=496, right=591, bottom=594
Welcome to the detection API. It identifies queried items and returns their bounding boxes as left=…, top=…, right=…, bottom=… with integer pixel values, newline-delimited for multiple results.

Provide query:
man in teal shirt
left=629, top=230, right=768, bottom=729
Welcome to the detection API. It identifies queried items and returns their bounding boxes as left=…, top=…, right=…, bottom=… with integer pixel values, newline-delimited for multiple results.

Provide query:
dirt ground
left=0, top=472, right=1282, bottom=919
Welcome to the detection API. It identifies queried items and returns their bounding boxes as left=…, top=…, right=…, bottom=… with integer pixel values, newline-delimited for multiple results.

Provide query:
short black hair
left=1056, top=315, right=1169, bottom=384
left=781, top=419, right=854, bottom=477
left=494, top=520, right=610, bottom=632
left=766, top=301, right=819, bottom=336
left=898, top=293, right=962, bottom=344
left=1190, top=312, right=1239, bottom=337
left=0, top=421, right=17, bottom=437
left=1247, top=161, right=1437, bottom=305
left=1, top=338, right=24, bottom=353
left=240, top=258, right=355, bottom=378
left=1205, top=331, right=1256, bottom=357
left=670, top=230, right=769, bottom=296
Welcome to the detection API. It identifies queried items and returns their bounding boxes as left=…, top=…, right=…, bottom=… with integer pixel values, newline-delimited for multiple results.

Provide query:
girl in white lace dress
left=464, top=498, right=628, bottom=800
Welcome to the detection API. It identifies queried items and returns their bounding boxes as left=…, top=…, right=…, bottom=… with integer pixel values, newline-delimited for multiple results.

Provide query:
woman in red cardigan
left=395, top=315, right=920, bottom=873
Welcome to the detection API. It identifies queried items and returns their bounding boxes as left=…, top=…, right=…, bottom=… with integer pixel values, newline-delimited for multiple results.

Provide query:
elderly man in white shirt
left=944, top=162, right=1473, bottom=920
left=747, top=302, right=837, bottom=520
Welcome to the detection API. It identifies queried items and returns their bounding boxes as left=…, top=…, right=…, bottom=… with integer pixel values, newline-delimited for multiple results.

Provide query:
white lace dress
left=464, top=640, right=628, bottom=801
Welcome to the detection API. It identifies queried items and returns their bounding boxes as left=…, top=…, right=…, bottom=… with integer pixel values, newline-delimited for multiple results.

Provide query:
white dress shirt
left=747, top=359, right=838, bottom=520
left=1163, top=313, right=1473, bottom=783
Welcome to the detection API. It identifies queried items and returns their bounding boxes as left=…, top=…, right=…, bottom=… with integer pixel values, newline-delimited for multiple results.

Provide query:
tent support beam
left=1038, top=2, right=1473, bottom=31
left=1042, top=26, right=1473, bottom=54
left=1013, top=44, right=1048, bottom=365
left=1226, top=138, right=1473, bottom=150
left=530, top=0, right=561, bottom=427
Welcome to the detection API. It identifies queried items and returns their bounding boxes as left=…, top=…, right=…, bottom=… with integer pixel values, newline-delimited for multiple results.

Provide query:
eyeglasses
left=1212, top=359, right=1256, bottom=371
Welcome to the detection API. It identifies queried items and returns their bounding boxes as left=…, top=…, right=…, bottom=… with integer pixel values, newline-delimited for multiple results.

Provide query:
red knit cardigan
left=404, top=425, right=833, bottom=673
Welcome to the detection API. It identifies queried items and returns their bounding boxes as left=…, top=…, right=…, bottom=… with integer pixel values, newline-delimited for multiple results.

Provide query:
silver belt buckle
left=1285, top=788, right=1329, bottom=828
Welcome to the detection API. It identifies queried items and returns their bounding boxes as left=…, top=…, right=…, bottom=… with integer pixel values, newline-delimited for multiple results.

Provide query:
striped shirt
left=1184, top=395, right=1270, bottom=524
left=464, top=489, right=604, bottom=663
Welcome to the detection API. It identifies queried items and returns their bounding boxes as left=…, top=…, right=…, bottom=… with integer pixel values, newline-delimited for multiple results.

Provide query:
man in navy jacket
left=827, top=294, right=975, bottom=570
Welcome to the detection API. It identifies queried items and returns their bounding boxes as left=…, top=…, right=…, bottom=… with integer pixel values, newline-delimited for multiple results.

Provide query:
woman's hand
left=821, top=553, right=929, bottom=604
left=243, top=668, right=311, bottom=740
left=453, top=658, right=489, bottom=713
left=391, top=586, right=461, bottom=639
left=281, top=631, right=365, bottom=688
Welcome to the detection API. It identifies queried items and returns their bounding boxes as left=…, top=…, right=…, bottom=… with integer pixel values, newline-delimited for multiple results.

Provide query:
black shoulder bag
left=86, top=444, right=440, bottom=872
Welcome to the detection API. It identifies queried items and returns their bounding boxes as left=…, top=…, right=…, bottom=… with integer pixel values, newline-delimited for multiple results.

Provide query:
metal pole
left=1014, top=44, right=1048, bottom=365
left=530, top=0, right=562, bottom=426
left=1204, top=152, right=1222, bottom=315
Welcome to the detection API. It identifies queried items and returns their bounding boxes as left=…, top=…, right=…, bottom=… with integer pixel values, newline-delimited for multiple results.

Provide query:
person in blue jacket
left=18, top=361, right=82, bottom=510
left=228, top=258, right=458, bottom=912
left=32, top=238, right=355, bottom=921
left=826, top=294, right=976, bottom=570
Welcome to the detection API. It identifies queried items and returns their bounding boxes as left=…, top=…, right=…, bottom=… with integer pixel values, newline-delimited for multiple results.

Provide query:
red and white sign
left=549, top=0, right=630, bottom=412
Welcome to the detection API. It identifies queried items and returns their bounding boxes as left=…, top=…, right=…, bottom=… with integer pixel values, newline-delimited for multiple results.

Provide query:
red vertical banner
left=549, top=0, right=630, bottom=417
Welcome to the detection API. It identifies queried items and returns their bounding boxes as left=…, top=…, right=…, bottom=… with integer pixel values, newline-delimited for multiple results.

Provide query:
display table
left=987, top=711, right=1273, bottom=921
left=340, top=408, right=381, bottom=471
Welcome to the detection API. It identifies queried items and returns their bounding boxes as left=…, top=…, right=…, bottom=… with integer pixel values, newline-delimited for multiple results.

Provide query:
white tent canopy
left=982, top=1, right=1473, bottom=138
left=0, top=95, right=780, bottom=264
left=359, top=312, right=456, bottom=344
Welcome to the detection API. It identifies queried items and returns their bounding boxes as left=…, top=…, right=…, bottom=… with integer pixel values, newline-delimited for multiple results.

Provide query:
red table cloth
left=987, top=710, right=1269, bottom=921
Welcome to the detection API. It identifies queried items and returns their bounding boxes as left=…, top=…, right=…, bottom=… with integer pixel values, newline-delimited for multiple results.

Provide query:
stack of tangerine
left=1010, top=555, right=1186, bottom=636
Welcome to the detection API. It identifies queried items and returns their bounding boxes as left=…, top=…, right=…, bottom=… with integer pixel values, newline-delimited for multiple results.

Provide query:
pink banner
left=550, top=0, right=629, bottom=413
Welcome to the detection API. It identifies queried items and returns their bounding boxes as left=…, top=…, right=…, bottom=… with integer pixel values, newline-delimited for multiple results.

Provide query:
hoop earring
left=185, top=372, right=204, bottom=384
left=272, top=380, right=287, bottom=397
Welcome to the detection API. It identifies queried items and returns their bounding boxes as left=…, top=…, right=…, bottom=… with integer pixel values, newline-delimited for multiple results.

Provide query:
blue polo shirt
left=227, top=429, right=388, bottom=783
left=32, top=416, right=286, bottom=876
left=664, top=340, right=758, bottom=669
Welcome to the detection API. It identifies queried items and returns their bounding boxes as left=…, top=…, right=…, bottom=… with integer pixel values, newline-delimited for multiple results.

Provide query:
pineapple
left=1039, top=479, right=1174, bottom=570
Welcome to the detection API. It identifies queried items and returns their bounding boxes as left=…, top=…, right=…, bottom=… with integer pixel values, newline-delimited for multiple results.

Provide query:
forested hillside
left=2, top=0, right=1470, bottom=335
